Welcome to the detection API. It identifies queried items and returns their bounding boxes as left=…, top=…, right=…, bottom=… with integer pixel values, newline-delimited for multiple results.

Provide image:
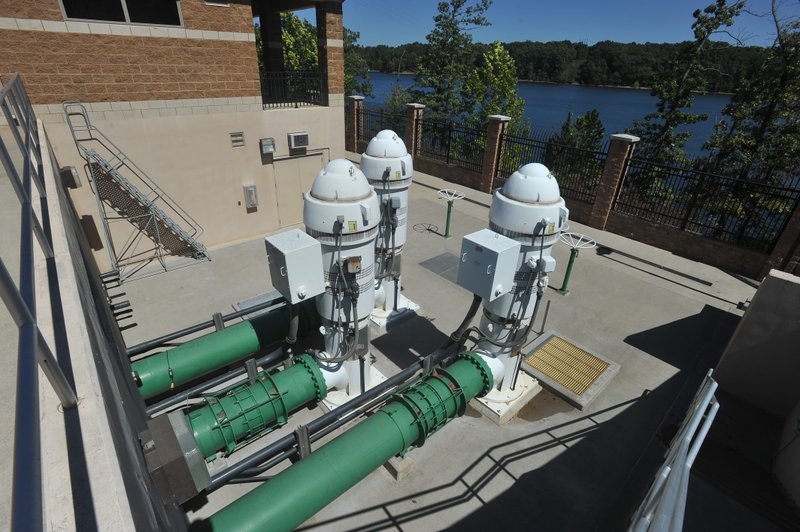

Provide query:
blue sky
left=298, top=0, right=798, bottom=47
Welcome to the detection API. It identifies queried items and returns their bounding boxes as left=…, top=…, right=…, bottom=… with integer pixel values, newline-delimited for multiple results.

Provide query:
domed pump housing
left=360, top=130, right=413, bottom=253
left=303, top=159, right=380, bottom=375
left=480, top=163, right=569, bottom=391
left=359, top=130, right=416, bottom=318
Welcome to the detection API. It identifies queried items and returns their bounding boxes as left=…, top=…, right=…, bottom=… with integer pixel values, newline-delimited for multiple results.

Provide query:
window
left=62, top=0, right=182, bottom=26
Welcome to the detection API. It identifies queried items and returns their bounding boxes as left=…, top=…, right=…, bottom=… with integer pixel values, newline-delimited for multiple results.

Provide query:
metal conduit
left=126, top=294, right=286, bottom=356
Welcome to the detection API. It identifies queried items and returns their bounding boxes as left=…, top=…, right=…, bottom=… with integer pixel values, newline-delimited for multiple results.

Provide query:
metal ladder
left=63, top=101, right=209, bottom=280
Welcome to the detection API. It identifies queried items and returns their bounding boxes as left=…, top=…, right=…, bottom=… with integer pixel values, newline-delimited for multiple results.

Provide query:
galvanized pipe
left=199, top=353, right=493, bottom=531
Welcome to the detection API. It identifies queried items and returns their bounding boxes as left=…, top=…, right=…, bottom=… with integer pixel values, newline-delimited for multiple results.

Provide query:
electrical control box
left=265, top=229, right=325, bottom=304
left=457, top=229, right=520, bottom=302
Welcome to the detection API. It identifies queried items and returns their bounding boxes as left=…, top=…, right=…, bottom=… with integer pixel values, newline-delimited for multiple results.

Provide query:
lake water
left=365, top=72, right=730, bottom=156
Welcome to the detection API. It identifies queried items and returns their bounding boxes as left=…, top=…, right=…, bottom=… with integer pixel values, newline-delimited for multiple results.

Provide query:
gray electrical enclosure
left=264, top=229, right=325, bottom=304
left=457, top=229, right=520, bottom=302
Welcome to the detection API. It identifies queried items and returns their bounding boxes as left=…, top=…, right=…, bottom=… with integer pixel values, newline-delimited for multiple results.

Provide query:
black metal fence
left=261, top=70, right=324, bottom=108
left=497, top=133, right=606, bottom=203
left=359, top=107, right=406, bottom=143
left=417, top=119, right=486, bottom=173
left=615, top=157, right=800, bottom=252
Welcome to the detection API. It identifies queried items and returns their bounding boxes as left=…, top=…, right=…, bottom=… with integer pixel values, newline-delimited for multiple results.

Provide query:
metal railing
left=497, top=132, right=606, bottom=201
left=615, top=157, right=800, bottom=253
left=358, top=107, right=406, bottom=143
left=260, top=70, right=325, bottom=109
left=0, top=74, right=78, bottom=532
left=417, top=119, right=486, bottom=173
left=630, top=370, right=720, bottom=532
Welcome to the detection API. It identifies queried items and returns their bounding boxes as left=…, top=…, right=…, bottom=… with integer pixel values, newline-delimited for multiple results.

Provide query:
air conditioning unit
left=288, top=132, right=309, bottom=149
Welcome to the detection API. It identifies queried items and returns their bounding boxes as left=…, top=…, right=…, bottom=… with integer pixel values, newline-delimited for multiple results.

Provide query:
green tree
left=544, top=109, right=605, bottom=189
left=548, top=109, right=605, bottom=151
left=704, top=7, right=799, bottom=181
left=462, top=41, right=526, bottom=132
left=415, top=0, right=492, bottom=121
left=699, top=3, right=799, bottom=240
left=344, top=27, right=373, bottom=97
left=254, top=24, right=265, bottom=74
left=628, top=0, right=743, bottom=163
left=281, top=12, right=317, bottom=71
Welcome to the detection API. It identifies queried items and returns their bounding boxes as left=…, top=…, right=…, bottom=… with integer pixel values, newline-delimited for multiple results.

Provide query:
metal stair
left=63, top=102, right=209, bottom=280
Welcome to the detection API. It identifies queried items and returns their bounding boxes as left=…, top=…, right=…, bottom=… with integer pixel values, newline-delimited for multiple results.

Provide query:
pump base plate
left=321, top=365, right=389, bottom=411
left=370, top=295, right=420, bottom=329
left=472, top=372, right=542, bottom=425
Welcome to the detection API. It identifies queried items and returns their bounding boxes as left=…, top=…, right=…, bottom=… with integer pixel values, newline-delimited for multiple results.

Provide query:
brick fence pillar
left=588, top=133, right=640, bottom=230
left=761, top=199, right=800, bottom=278
left=316, top=1, right=344, bottom=107
left=345, top=95, right=364, bottom=152
left=405, top=103, right=425, bottom=156
left=480, top=115, right=511, bottom=193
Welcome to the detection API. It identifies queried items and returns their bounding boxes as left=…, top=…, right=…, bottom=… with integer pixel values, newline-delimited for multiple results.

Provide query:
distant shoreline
left=367, top=71, right=733, bottom=96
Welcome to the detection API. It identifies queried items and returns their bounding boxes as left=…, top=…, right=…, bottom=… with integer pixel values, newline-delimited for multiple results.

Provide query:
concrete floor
left=118, top=160, right=769, bottom=530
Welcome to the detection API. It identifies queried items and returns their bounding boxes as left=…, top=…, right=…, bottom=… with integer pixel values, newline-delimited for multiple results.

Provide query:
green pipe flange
left=293, top=354, right=327, bottom=402
left=456, top=352, right=494, bottom=396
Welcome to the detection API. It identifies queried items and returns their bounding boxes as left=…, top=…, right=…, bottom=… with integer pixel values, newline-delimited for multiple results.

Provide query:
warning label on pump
left=348, top=220, right=357, bottom=232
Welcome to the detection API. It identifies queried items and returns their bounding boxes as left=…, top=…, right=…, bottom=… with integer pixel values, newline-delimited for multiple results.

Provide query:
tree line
left=355, top=39, right=767, bottom=93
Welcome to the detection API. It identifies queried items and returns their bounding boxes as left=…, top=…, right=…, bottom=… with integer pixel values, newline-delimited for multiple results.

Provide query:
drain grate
left=522, top=332, right=619, bottom=409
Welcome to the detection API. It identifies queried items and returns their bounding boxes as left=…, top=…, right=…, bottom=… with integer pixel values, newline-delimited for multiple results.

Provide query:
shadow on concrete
left=595, top=246, right=741, bottom=307
left=43, top=197, right=99, bottom=532
left=299, top=304, right=746, bottom=531
left=371, top=314, right=450, bottom=369
left=297, top=391, right=653, bottom=532
left=624, top=304, right=740, bottom=372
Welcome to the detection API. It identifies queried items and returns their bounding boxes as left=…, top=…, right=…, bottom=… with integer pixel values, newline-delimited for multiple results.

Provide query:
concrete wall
left=44, top=103, right=344, bottom=271
left=774, top=399, right=800, bottom=508
left=715, top=269, right=800, bottom=417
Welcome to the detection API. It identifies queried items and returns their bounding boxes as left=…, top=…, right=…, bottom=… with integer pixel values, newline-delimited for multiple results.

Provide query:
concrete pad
left=473, top=372, right=543, bottom=425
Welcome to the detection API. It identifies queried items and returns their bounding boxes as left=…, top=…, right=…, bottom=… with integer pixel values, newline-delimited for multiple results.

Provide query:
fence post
left=761, top=199, right=800, bottom=278
left=405, top=103, right=425, bottom=156
left=588, top=133, right=639, bottom=230
left=346, top=95, right=363, bottom=152
left=480, top=115, right=510, bottom=193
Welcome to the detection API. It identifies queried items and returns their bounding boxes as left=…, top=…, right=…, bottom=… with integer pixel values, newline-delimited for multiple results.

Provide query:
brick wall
left=0, top=0, right=63, bottom=21
left=0, top=0, right=260, bottom=104
left=0, top=30, right=259, bottom=104
left=181, top=0, right=254, bottom=33
left=606, top=212, right=768, bottom=278
left=0, top=0, right=254, bottom=32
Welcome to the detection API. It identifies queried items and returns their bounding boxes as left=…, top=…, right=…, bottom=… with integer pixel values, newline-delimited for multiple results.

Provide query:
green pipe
left=132, top=308, right=291, bottom=400
left=557, top=248, right=579, bottom=295
left=187, top=354, right=326, bottom=460
left=200, top=353, right=493, bottom=532
left=444, top=199, right=454, bottom=239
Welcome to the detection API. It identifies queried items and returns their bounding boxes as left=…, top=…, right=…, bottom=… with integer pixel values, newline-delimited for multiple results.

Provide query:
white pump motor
left=359, top=130, right=417, bottom=319
left=303, top=159, right=380, bottom=392
left=478, top=163, right=568, bottom=391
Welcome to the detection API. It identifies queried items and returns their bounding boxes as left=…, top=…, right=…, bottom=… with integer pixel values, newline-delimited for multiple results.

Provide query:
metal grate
left=525, top=335, right=609, bottom=396
left=230, top=132, right=245, bottom=148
